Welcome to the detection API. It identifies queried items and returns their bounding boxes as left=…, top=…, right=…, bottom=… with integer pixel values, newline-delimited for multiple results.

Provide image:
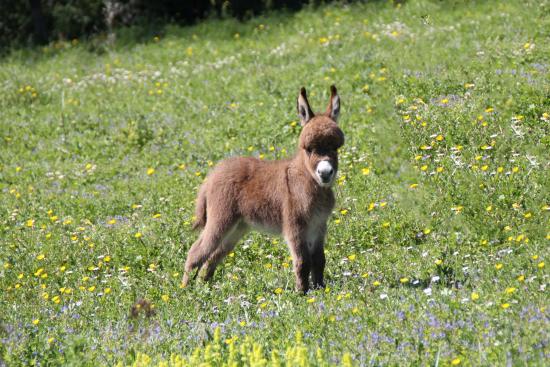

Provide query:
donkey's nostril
left=319, top=168, right=333, bottom=179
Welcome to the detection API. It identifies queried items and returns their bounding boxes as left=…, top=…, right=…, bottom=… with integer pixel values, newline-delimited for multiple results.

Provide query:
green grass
left=1, top=0, right=549, bottom=365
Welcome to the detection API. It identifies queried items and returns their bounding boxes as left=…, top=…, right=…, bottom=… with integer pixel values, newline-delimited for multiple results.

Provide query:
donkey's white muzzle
left=316, top=160, right=335, bottom=186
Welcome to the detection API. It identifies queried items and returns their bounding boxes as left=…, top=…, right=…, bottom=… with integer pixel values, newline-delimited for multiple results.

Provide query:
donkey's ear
left=297, top=87, right=315, bottom=126
left=326, top=85, right=340, bottom=122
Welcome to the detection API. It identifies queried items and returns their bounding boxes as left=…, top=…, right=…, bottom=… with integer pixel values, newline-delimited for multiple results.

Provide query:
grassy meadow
left=1, top=0, right=549, bottom=365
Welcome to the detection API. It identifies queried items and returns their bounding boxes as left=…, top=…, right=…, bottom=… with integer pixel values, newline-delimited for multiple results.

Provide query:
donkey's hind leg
left=181, top=234, right=203, bottom=287
left=181, top=216, right=237, bottom=287
left=200, top=222, right=248, bottom=282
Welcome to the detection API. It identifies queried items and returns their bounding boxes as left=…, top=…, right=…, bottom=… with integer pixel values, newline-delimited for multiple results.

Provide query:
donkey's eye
left=306, top=147, right=313, bottom=155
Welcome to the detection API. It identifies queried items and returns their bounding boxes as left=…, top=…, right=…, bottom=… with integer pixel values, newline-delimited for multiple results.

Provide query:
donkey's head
left=297, top=85, right=345, bottom=188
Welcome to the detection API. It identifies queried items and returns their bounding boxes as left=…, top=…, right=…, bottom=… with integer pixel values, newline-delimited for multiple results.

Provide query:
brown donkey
left=182, top=85, right=344, bottom=293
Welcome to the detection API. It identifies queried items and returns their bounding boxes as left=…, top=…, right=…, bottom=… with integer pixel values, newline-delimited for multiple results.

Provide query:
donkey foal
left=182, top=86, right=344, bottom=293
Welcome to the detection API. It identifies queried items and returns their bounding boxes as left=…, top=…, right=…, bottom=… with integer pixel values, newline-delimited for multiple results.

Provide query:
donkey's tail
left=192, top=184, right=207, bottom=230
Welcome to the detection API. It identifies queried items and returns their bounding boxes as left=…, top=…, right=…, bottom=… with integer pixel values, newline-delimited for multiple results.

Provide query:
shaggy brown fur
left=182, top=86, right=344, bottom=293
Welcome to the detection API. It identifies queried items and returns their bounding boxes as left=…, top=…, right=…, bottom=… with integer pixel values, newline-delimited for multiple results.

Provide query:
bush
left=0, top=0, right=315, bottom=52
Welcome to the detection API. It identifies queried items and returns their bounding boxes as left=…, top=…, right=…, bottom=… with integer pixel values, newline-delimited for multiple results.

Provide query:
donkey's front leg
left=310, top=245, right=326, bottom=289
left=285, top=232, right=311, bottom=294
left=310, top=224, right=327, bottom=289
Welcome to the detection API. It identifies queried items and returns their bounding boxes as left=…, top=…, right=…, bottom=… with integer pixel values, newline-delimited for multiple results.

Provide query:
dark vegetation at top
left=0, top=0, right=363, bottom=52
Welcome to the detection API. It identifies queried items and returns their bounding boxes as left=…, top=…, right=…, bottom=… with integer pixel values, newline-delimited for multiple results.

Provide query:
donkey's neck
left=288, top=152, right=331, bottom=195
left=284, top=153, right=335, bottom=220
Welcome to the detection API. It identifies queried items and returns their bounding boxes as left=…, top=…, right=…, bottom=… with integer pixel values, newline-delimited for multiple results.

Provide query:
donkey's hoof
left=181, top=273, right=190, bottom=288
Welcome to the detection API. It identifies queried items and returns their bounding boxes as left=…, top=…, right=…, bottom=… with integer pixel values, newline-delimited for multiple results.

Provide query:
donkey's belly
left=239, top=195, right=283, bottom=235
left=245, top=219, right=282, bottom=235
